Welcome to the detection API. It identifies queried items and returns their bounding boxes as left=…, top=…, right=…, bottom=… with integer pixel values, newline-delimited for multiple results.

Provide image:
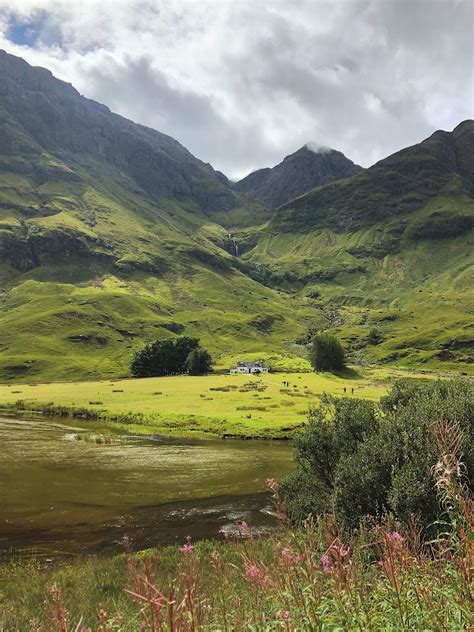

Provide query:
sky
left=0, top=0, right=472, bottom=180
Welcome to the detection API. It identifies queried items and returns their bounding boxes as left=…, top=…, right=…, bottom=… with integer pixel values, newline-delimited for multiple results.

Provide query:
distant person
left=343, top=386, right=347, bottom=394
left=351, top=387, right=354, bottom=395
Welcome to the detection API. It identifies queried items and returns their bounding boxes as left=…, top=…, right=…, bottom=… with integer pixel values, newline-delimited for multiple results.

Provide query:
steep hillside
left=0, top=51, right=315, bottom=381
left=246, top=121, right=474, bottom=370
left=0, top=50, right=472, bottom=380
left=234, top=145, right=362, bottom=208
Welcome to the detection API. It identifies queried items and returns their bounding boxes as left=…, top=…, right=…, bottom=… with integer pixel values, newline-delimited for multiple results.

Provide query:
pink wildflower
left=244, top=561, right=273, bottom=588
left=320, top=553, right=332, bottom=573
left=245, top=562, right=263, bottom=579
left=282, top=610, right=291, bottom=619
left=238, top=521, right=250, bottom=535
left=330, top=543, right=350, bottom=557
left=182, top=543, right=194, bottom=554
left=388, top=531, right=404, bottom=543
left=266, top=478, right=278, bottom=493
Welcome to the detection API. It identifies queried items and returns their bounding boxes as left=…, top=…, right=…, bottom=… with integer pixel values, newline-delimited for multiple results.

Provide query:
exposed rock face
left=0, top=224, right=111, bottom=272
left=0, top=49, right=240, bottom=213
left=233, top=145, right=363, bottom=208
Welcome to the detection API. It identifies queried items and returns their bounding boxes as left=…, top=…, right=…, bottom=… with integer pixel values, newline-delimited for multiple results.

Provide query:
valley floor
left=0, top=367, right=436, bottom=439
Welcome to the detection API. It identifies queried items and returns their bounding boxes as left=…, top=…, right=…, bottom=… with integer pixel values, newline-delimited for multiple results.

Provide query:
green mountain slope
left=245, top=121, right=474, bottom=370
left=0, top=51, right=315, bottom=381
left=0, top=50, right=472, bottom=381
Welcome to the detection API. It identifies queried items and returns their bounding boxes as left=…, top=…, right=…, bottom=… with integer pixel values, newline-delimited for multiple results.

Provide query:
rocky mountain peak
left=233, top=144, right=363, bottom=208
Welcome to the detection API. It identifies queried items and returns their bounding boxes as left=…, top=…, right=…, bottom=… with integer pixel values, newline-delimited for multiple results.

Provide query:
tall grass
left=3, top=420, right=473, bottom=631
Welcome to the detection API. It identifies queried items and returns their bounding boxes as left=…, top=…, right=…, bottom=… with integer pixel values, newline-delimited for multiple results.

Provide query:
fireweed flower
left=330, top=543, right=350, bottom=557
left=182, top=543, right=194, bottom=554
left=320, top=553, right=332, bottom=573
left=282, top=610, right=291, bottom=619
left=238, top=521, right=250, bottom=535
left=244, top=561, right=273, bottom=588
left=388, top=531, right=404, bottom=543
left=265, top=478, right=278, bottom=493
left=245, top=562, right=263, bottom=579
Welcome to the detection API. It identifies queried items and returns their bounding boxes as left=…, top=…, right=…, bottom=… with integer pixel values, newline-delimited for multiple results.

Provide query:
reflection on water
left=0, top=416, right=293, bottom=559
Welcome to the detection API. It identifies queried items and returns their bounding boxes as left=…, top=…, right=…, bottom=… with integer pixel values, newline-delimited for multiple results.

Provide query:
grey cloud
left=0, top=0, right=472, bottom=178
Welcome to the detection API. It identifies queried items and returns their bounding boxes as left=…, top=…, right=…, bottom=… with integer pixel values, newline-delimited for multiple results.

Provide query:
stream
left=0, top=416, right=294, bottom=560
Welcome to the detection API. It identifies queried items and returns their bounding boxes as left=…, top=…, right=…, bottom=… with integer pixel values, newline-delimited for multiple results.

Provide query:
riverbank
left=1, top=515, right=471, bottom=631
left=0, top=367, right=426, bottom=439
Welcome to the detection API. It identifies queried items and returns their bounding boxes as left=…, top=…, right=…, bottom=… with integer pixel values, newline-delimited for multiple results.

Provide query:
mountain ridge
left=0, top=49, right=472, bottom=380
left=233, top=144, right=363, bottom=208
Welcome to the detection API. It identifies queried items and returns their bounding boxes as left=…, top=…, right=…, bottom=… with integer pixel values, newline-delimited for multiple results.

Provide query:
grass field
left=0, top=368, right=431, bottom=438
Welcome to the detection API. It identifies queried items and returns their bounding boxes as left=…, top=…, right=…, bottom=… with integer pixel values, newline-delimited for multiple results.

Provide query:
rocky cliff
left=234, top=145, right=362, bottom=208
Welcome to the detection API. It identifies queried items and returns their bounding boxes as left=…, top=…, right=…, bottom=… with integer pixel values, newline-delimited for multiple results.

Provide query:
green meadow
left=0, top=367, right=429, bottom=438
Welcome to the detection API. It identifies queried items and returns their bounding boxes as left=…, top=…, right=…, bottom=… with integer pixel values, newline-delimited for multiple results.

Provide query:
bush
left=309, top=333, right=345, bottom=372
left=280, top=378, right=473, bottom=532
left=184, top=348, right=213, bottom=375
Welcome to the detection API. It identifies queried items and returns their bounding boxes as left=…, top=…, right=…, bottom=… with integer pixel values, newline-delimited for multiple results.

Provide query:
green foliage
left=281, top=378, right=474, bottom=531
left=131, top=336, right=200, bottom=377
left=184, top=348, right=213, bottom=375
left=310, top=333, right=346, bottom=372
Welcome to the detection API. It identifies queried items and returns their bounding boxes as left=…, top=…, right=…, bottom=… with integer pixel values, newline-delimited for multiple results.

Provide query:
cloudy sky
left=0, top=0, right=472, bottom=179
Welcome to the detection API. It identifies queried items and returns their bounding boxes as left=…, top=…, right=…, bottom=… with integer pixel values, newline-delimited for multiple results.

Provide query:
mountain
left=246, top=121, right=474, bottom=368
left=273, top=121, right=474, bottom=234
left=233, top=145, right=363, bottom=208
left=0, top=50, right=314, bottom=381
left=0, top=49, right=472, bottom=381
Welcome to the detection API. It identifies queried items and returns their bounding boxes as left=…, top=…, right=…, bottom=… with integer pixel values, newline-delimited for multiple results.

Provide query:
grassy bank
left=0, top=368, right=419, bottom=438
left=1, top=513, right=471, bottom=631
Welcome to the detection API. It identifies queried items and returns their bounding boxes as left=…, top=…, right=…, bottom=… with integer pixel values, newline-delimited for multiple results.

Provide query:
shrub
left=367, top=327, right=382, bottom=345
left=281, top=378, right=473, bottom=532
left=309, top=333, right=345, bottom=372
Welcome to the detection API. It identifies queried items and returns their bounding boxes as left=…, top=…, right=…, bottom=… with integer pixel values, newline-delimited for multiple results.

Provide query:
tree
left=310, top=333, right=345, bottom=372
left=184, top=348, right=213, bottom=375
left=131, top=336, right=200, bottom=377
left=280, top=378, right=474, bottom=533
left=172, top=337, right=200, bottom=373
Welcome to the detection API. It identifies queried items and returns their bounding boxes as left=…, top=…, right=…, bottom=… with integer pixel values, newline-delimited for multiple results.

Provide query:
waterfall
left=227, top=233, right=239, bottom=257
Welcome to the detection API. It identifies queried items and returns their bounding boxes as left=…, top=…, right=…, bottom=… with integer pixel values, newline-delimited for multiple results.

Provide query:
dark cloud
left=0, top=0, right=472, bottom=178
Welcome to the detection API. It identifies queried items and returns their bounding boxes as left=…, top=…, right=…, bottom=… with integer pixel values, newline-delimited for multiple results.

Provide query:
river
left=0, top=416, right=294, bottom=560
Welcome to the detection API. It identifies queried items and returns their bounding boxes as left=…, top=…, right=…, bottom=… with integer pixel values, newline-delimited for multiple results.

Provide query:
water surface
left=0, top=416, right=293, bottom=559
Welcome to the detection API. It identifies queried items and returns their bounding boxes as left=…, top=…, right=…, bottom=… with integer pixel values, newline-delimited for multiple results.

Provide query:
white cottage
left=230, top=360, right=269, bottom=374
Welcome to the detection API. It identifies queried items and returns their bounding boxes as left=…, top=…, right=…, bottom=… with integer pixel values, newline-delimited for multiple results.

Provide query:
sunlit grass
left=0, top=369, right=397, bottom=438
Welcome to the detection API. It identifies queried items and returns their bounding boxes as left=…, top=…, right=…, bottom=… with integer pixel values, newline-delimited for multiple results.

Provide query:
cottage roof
left=236, top=360, right=267, bottom=368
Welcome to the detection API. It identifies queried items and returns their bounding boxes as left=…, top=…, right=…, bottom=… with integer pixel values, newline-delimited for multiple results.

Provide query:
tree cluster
left=131, top=336, right=212, bottom=377
left=280, top=378, right=473, bottom=533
